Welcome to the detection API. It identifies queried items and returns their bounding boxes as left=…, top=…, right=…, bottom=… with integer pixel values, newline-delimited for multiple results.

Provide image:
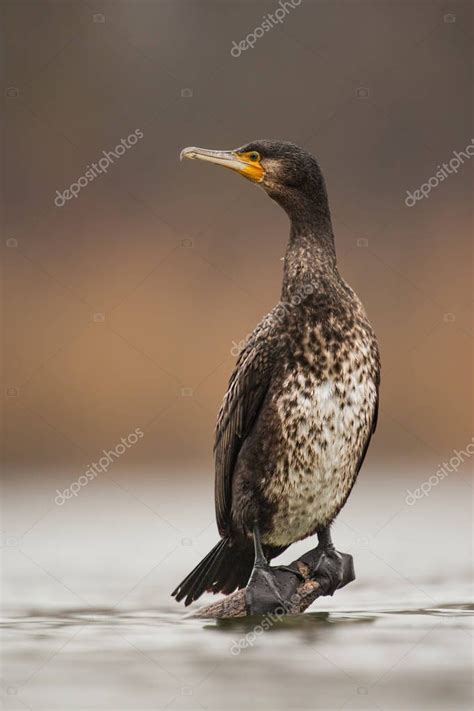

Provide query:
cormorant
left=172, top=141, right=380, bottom=613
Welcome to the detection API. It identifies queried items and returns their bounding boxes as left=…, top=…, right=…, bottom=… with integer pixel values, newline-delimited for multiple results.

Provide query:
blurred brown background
left=1, top=6, right=473, bottom=709
left=3, top=0, right=473, bottom=489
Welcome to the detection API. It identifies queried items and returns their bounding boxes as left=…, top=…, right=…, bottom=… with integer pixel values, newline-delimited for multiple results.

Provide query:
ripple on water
left=1, top=601, right=473, bottom=633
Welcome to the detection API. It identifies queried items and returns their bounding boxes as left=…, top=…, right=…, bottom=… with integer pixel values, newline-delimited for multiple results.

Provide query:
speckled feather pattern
left=263, top=294, right=379, bottom=546
left=223, top=274, right=380, bottom=550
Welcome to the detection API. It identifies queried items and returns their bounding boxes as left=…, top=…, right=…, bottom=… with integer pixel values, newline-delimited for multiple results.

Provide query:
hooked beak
left=180, top=146, right=264, bottom=183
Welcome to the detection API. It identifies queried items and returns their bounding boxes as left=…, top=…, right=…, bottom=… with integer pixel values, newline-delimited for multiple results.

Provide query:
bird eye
left=248, top=151, right=260, bottom=162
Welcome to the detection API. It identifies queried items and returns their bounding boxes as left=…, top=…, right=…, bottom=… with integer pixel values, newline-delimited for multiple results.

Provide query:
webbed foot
left=301, top=527, right=353, bottom=596
left=311, top=547, right=345, bottom=595
left=245, top=564, right=287, bottom=615
left=245, top=527, right=305, bottom=615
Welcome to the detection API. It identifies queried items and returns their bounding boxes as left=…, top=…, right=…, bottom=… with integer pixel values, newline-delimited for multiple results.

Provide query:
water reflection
left=2, top=601, right=472, bottom=632
left=1, top=601, right=473, bottom=710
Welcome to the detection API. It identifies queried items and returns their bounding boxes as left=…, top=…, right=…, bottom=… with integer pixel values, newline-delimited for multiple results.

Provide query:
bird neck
left=280, top=195, right=338, bottom=301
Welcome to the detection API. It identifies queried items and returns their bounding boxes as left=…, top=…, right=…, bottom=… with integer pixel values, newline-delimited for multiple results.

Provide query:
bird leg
left=245, top=524, right=304, bottom=616
left=300, top=526, right=345, bottom=596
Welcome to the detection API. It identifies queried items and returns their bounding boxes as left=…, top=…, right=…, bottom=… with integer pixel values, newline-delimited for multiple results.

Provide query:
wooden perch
left=193, top=548, right=355, bottom=619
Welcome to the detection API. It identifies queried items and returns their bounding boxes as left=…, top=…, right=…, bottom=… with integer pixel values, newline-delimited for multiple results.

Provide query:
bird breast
left=262, top=325, right=378, bottom=546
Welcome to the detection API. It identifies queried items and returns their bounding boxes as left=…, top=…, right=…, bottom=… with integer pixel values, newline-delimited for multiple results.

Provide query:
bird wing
left=214, top=310, right=280, bottom=536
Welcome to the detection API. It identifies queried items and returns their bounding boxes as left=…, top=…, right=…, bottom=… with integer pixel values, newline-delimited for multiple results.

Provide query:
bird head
left=180, top=140, right=327, bottom=209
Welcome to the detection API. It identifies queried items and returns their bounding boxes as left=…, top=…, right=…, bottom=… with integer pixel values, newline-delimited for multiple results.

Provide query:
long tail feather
left=172, top=538, right=253, bottom=606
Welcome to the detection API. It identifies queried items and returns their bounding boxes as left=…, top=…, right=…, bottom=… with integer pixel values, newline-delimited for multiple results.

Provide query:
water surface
left=1, top=474, right=472, bottom=709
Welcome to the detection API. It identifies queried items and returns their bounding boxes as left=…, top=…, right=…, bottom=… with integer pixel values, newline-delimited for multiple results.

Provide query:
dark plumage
left=173, top=140, right=380, bottom=606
